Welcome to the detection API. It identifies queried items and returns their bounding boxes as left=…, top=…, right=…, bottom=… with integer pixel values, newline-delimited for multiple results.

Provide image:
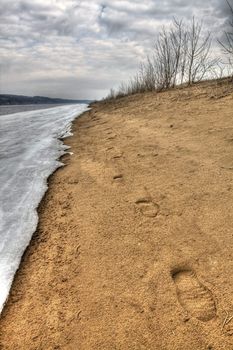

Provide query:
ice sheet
left=0, top=104, right=89, bottom=312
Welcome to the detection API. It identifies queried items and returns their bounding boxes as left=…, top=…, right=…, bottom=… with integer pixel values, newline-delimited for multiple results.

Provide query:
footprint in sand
left=112, top=153, right=123, bottom=159
left=172, top=269, right=216, bottom=322
left=135, top=197, right=159, bottom=218
left=106, top=146, right=123, bottom=160
left=107, top=135, right=117, bottom=140
left=113, top=174, right=123, bottom=181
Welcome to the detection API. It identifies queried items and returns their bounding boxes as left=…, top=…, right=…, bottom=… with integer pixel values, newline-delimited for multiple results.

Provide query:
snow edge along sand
left=0, top=104, right=90, bottom=313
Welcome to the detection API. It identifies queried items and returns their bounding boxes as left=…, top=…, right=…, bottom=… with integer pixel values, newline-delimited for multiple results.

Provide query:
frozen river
left=0, top=104, right=89, bottom=311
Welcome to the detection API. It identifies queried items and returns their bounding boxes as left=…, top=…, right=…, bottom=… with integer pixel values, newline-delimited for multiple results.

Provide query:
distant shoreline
left=0, top=104, right=64, bottom=116
left=0, top=103, right=90, bottom=116
left=0, top=94, right=92, bottom=106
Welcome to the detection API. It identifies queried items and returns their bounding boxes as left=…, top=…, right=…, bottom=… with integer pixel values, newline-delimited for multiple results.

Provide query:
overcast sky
left=0, top=0, right=232, bottom=99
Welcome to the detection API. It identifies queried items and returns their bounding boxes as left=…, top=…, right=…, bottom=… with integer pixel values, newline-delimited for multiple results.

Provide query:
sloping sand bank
left=1, top=81, right=233, bottom=349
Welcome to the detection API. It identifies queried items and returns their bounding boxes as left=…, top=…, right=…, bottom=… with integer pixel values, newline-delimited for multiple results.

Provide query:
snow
left=0, top=104, right=89, bottom=312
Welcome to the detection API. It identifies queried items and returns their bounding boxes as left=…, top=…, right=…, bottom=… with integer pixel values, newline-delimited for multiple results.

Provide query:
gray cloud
left=0, top=0, right=232, bottom=99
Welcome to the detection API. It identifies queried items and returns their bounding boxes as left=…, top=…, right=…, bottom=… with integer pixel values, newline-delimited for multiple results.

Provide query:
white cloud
left=0, top=0, right=232, bottom=99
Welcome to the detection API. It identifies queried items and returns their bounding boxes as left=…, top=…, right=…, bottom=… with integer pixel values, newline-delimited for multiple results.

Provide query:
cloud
left=0, top=0, right=232, bottom=99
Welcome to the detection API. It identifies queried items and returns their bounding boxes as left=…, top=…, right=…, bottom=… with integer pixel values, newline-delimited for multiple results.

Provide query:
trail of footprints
left=105, top=136, right=217, bottom=324
left=108, top=148, right=160, bottom=217
left=172, top=269, right=216, bottom=322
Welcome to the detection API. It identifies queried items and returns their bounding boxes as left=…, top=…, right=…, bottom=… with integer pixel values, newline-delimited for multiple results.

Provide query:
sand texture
left=0, top=80, right=233, bottom=349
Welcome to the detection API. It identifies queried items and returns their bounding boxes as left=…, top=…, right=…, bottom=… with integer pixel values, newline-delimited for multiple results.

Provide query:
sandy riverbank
left=0, top=80, right=233, bottom=349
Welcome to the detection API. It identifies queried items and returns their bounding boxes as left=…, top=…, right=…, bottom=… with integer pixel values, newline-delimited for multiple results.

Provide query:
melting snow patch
left=0, top=104, right=89, bottom=312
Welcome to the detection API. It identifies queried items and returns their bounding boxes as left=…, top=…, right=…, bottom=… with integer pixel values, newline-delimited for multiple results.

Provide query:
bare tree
left=185, top=18, right=216, bottom=84
left=106, top=17, right=218, bottom=99
left=219, top=1, right=233, bottom=54
left=218, top=0, right=233, bottom=77
left=152, top=18, right=215, bottom=88
left=170, top=19, right=186, bottom=86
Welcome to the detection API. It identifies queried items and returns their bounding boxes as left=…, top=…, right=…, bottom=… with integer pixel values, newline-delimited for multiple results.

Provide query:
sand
left=0, top=80, right=233, bottom=349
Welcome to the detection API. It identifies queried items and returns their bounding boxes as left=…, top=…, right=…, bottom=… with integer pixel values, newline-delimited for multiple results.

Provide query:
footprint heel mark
left=135, top=197, right=159, bottom=218
left=112, top=153, right=123, bottom=159
left=113, top=174, right=123, bottom=180
left=172, top=269, right=216, bottom=322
